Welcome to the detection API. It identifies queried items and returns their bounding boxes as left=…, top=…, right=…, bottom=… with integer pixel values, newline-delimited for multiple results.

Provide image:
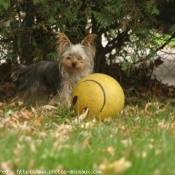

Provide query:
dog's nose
left=72, top=62, right=76, bottom=67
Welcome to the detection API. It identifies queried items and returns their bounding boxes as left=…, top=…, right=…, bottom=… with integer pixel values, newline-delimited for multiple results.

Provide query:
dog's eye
left=66, top=56, right=71, bottom=60
left=78, top=56, right=82, bottom=60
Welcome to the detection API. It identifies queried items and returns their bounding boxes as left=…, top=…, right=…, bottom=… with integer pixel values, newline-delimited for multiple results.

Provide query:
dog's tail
left=11, top=64, right=26, bottom=81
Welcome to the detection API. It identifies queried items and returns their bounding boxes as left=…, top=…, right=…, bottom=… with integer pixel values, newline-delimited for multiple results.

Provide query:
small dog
left=11, top=32, right=96, bottom=106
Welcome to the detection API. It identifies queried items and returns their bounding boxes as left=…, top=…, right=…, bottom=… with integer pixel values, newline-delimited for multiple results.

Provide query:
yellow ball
left=72, top=73, right=125, bottom=119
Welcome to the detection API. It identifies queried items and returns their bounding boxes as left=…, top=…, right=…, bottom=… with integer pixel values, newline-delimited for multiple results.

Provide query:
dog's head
left=55, top=32, right=96, bottom=79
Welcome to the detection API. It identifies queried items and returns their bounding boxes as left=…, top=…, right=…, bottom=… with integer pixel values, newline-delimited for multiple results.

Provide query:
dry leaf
left=7, top=120, right=18, bottom=128
left=120, top=125, right=130, bottom=137
left=30, top=142, right=37, bottom=153
left=121, top=138, right=132, bottom=147
left=1, top=116, right=10, bottom=125
left=56, top=123, right=73, bottom=135
left=158, top=120, right=171, bottom=130
left=9, top=100, right=24, bottom=107
left=39, top=105, right=57, bottom=110
left=0, top=161, right=15, bottom=175
left=0, top=123, right=4, bottom=128
left=98, top=157, right=132, bottom=174
left=82, top=136, right=91, bottom=148
left=172, top=111, right=175, bottom=120
left=73, top=107, right=98, bottom=129
left=172, top=123, right=175, bottom=135
left=20, top=108, right=34, bottom=120
left=73, top=107, right=89, bottom=124
left=31, top=106, right=37, bottom=115
left=0, top=109, right=3, bottom=117
left=103, top=146, right=115, bottom=156
left=13, top=143, right=24, bottom=156
left=32, top=115, right=44, bottom=127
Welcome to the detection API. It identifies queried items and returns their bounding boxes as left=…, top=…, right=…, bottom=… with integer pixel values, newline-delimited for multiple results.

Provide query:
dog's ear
left=81, top=34, right=97, bottom=58
left=11, top=64, right=26, bottom=81
left=55, top=32, right=71, bottom=57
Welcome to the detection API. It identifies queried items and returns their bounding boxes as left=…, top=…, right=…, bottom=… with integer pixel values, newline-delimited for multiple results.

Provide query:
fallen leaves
left=0, top=104, right=94, bottom=140
left=1, top=101, right=175, bottom=139
left=102, top=146, right=115, bottom=156
left=158, top=119, right=171, bottom=130
left=0, top=161, right=15, bottom=175
left=124, top=101, right=169, bottom=118
left=98, top=158, right=132, bottom=175
left=0, top=107, right=44, bottom=132
left=38, top=105, right=57, bottom=110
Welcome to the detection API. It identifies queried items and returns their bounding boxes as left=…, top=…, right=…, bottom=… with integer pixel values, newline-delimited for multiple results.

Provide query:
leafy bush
left=0, top=0, right=175, bottom=71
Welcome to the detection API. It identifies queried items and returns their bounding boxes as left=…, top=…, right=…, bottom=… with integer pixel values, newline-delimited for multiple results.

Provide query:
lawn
left=0, top=100, right=175, bottom=175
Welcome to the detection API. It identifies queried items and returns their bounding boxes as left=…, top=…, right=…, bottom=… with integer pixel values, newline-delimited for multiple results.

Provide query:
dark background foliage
left=0, top=0, right=175, bottom=83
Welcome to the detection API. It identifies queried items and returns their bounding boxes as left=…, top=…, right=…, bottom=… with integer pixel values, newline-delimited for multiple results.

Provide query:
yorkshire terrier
left=11, top=32, right=96, bottom=106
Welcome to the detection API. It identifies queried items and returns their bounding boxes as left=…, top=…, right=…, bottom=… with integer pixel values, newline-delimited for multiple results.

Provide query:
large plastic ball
left=72, top=73, right=125, bottom=119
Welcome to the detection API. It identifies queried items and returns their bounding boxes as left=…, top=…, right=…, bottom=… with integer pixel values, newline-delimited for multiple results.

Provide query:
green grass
left=0, top=101, right=175, bottom=175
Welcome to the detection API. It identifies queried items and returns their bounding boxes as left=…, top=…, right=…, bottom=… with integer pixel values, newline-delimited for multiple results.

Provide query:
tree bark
left=21, top=0, right=34, bottom=65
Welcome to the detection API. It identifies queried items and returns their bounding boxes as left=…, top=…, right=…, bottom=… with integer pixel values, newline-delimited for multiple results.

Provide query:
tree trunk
left=91, top=16, right=106, bottom=73
left=21, top=0, right=34, bottom=65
